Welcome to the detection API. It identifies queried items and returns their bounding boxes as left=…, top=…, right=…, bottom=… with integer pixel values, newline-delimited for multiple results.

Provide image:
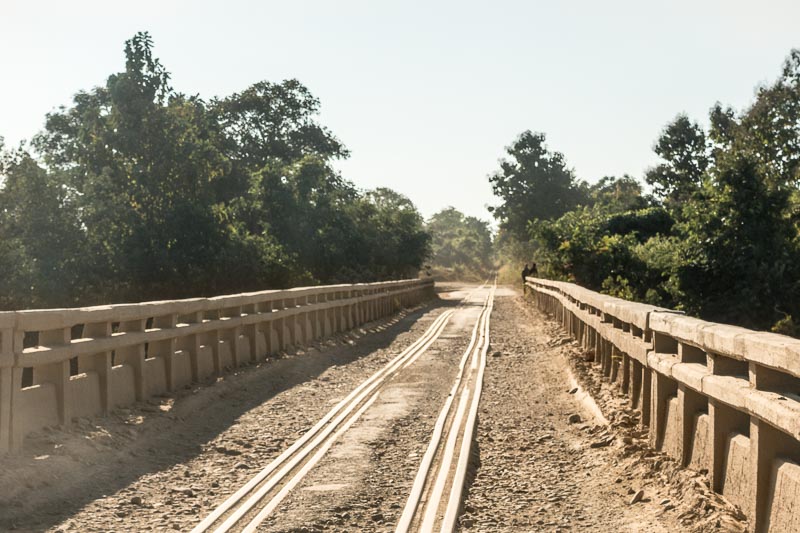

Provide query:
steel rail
left=192, top=307, right=455, bottom=533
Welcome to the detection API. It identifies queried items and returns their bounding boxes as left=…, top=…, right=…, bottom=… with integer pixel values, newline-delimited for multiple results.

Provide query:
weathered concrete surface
left=527, top=276, right=800, bottom=532
left=0, top=279, right=433, bottom=452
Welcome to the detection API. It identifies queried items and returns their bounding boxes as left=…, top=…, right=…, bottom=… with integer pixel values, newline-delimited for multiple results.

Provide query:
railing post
left=202, top=308, right=222, bottom=375
left=308, top=294, right=320, bottom=341
left=116, top=319, right=146, bottom=401
left=177, top=311, right=202, bottom=382
left=347, top=290, right=356, bottom=330
left=80, top=321, right=113, bottom=413
left=292, top=297, right=305, bottom=346
left=264, top=300, right=278, bottom=355
left=336, top=291, right=345, bottom=332
left=243, top=304, right=260, bottom=363
left=0, top=317, right=14, bottom=452
left=284, top=298, right=296, bottom=347
left=9, top=328, right=25, bottom=450
left=273, top=299, right=287, bottom=351
left=36, top=327, right=73, bottom=426
left=221, top=306, right=242, bottom=369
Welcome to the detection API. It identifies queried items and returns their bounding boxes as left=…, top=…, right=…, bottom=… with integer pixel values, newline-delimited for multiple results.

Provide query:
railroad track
left=396, top=279, right=496, bottom=533
left=191, top=303, right=462, bottom=532
left=191, top=282, right=494, bottom=533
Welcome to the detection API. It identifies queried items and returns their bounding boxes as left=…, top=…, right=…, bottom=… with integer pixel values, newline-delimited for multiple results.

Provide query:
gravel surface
left=256, top=287, right=484, bottom=532
left=458, top=291, right=746, bottom=532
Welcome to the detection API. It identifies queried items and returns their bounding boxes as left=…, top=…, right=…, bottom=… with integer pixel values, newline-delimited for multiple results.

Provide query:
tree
left=355, top=188, right=432, bottom=280
left=644, top=114, right=709, bottom=209
left=587, top=175, right=651, bottom=213
left=0, top=147, right=86, bottom=308
left=211, top=80, right=349, bottom=203
left=0, top=32, right=433, bottom=309
left=708, top=51, right=800, bottom=192
left=428, top=207, right=493, bottom=276
left=31, top=32, right=240, bottom=302
left=489, top=131, right=585, bottom=243
left=675, top=152, right=799, bottom=327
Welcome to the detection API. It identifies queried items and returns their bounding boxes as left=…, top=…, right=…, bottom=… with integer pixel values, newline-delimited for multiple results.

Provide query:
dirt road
left=0, top=284, right=743, bottom=532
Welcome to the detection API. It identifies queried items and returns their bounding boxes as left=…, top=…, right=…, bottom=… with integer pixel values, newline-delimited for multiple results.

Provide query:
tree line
left=426, top=207, right=494, bottom=280
left=490, top=49, right=800, bottom=335
left=0, top=33, right=431, bottom=309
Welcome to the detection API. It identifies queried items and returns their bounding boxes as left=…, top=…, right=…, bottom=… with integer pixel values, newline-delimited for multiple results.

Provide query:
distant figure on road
left=522, top=264, right=530, bottom=293
left=530, top=262, right=538, bottom=277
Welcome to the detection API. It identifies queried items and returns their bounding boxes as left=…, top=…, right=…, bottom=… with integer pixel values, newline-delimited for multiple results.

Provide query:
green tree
left=0, top=31, right=433, bottom=307
left=33, top=32, right=238, bottom=301
left=588, top=175, right=651, bottom=213
left=211, top=80, right=349, bottom=203
left=489, top=131, right=586, bottom=243
left=428, top=207, right=493, bottom=277
left=352, top=188, right=432, bottom=280
left=675, top=152, right=799, bottom=328
left=644, top=114, right=709, bottom=209
left=0, top=147, right=86, bottom=308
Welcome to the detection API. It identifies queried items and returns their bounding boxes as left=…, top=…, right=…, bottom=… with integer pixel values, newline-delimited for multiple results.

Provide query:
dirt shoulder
left=459, top=290, right=747, bottom=532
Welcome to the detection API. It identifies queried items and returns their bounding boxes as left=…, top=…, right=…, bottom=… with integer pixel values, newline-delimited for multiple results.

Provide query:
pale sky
left=2, top=1, right=799, bottom=221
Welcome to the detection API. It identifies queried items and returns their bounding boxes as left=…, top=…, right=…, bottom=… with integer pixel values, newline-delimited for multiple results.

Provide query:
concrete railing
left=526, top=277, right=800, bottom=533
left=0, top=278, right=434, bottom=453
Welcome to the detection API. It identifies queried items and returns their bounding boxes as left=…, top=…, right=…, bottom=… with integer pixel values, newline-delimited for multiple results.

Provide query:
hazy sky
left=2, top=1, right=799, bottom=221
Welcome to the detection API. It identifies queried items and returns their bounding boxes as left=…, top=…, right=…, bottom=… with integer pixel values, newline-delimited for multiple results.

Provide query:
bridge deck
left=0, top=285, right=745, bottom=532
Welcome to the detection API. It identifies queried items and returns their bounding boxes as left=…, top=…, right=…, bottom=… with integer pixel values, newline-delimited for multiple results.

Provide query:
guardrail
left=0, top=278, right=434, bottom=453
left=526, top=277, right=800, bottom=533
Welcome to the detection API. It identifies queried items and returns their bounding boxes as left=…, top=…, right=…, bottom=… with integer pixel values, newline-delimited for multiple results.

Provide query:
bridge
left=0, top=277, right=796, bottom=531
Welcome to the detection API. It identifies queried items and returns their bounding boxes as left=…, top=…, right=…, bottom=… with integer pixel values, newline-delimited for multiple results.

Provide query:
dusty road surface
left=0, top=283, right=743, bottom=532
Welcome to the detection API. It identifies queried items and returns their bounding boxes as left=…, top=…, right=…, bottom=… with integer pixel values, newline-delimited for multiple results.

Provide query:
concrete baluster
left=337, top=292, right=346, bottom=332
left=79, top=321, right=113, bottom=413
left=348, top=290, right=357, bottom=330
left=621, top=352, right=631, bottom=394
left=263, top=300, right=279, bottom=355
left=355, top=289, right=365, bottom=326
left=0, top=320, right=15, bottom=452
left=35, top=327, right=73, bottom=428
left=326, top=294, right=336, bottom=335
left=202, top=309, right=222, bottom=376
left=294, top=297, right=307, bottom=346
left=651, top=370, right=678, bottom=451
left=302, top=295, right=313, bottom=345
left=116, top=319, right=147, bottom=401
left=747, top=362, right=800, bottom=532
left=243, top=303, right=260, bottom=363
left=273, top=299, right=287, bottom=351
left=177, top=311, right=202, bottom=382
left=147, top=314, right=176, bottom=391
left=222, top=306, right=242, bottom=369
left=283, top=298, right=298, bottom=346
left=639, top=368, right=652, bottom=427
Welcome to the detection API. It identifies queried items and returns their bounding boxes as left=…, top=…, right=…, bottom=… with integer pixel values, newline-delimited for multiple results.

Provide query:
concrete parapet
left=525, top=276, right=800, bottom=532
left=0, top=278, right=433, bottom=453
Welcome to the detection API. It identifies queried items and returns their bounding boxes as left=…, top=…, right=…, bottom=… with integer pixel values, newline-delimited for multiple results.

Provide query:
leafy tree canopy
left=0, top=32, right=431, bottom=308
left=489, top=131, right=586, bottom=242
left=428, top=207, right=493, bottom=279
left=499, top=48, right=800, bottom=334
